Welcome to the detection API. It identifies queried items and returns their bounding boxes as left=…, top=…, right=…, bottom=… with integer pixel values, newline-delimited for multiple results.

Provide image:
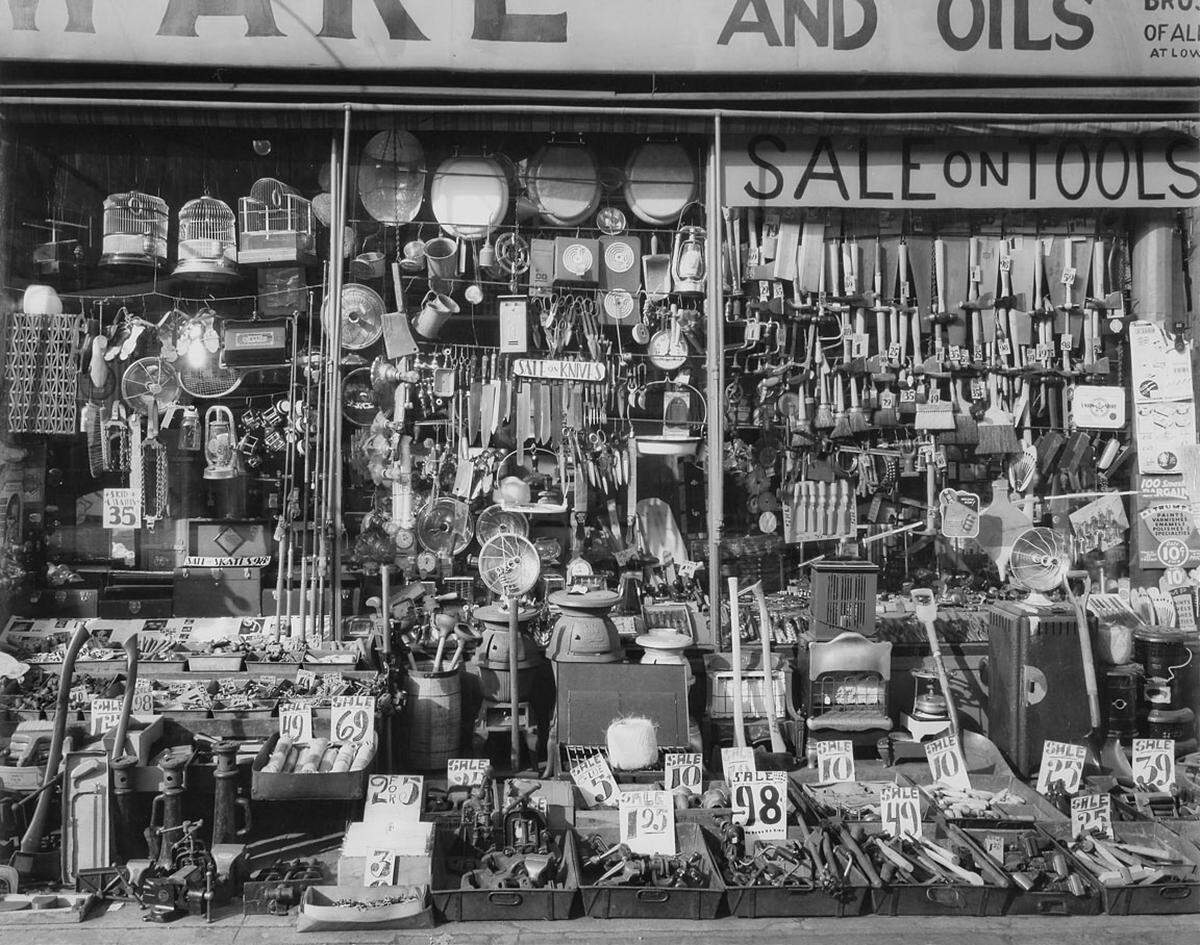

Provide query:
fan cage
left=100, top=191, right=169, bottom=263
left=176, top=197, right=238, bottom=273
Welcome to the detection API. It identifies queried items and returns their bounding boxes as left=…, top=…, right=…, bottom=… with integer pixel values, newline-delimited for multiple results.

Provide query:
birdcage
left=174, top=196, right=239, bottom=281
left=238, top=178, right=316, bottom=265
left=99, top=191, right=169, bottom=269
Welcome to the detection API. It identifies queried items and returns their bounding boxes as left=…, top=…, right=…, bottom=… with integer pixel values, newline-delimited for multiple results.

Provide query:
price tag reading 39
left=364, top=775, right=423, bottom=824
left=731, top=770, right=788, bottom=841
left=1036, top=740, right=1087, bottom=796
left=925, top=734, right=972, bottom=791
left=879, top=785, right=921, bottom=841
left=278, top=705, right=313, bottom=744
left=1071, top=794, right=1113, bottom=840
left=1132, top=738, right=1176, bottom=792
left=619, top=789, right=676, bottom=856
left=330, top=695, right=374, bottom=746
left=816, top=740, right=856, bottom=783
left=664, top=752, right=703, bottom=795
left=570, top=751, right=619, bottom=809
left=447, top=758, right=491, bottom=788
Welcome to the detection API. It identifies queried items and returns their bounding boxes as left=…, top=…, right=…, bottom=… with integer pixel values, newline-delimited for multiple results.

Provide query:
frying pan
left=524, top=142, right=601, bottom=227
left=431, top=155, right=509, bottom=241
left=623, top=142, right=697, bottom=226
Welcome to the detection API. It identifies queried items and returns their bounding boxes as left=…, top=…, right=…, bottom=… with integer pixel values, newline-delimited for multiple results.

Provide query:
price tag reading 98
left=364, top=775, right=423, bottom=824
left=131, top=691, right=156, bottom=716
left=731, top=770, right=788, bottom=841
left=331, top=695, right=375, bottom=746
left=816, top=740, right=856, bottom=783
left=879, top=785, right=921, bottom=841
left=1071, top=794, right=1113, bottom=840
left=278, top=705, right=313, bottom=744
left=1132, top=738, right=1176, bottom=792
left=664, top=753, right=703, bottom=795
left=1036, top=740, right=1087, bottom=796
left=619, top=790, right=676, bottom=856
left=365, top=848, right=397, bottom=887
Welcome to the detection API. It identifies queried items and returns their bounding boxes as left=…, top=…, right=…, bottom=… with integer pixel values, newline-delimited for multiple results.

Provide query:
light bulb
left=186, top=343, right=208, bottom=369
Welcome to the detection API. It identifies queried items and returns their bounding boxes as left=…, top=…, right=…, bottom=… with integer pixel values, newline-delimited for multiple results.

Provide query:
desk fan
left=121, top=357, right=180, bottom=436
left=1009, top=527, right=1102, bottom=739
left=478, top=533, right=541, bottom=771
left=415, top=497, right=473, bottom=574
left=475, top=504, right=529, bottom=544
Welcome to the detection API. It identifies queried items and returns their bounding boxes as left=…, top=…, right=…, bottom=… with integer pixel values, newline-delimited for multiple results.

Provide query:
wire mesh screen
left=4, top=312, right=79, bottom=434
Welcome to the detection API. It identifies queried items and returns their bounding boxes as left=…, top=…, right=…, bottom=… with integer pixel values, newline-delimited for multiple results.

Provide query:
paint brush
left=975, top=370, right=1021, bottom=455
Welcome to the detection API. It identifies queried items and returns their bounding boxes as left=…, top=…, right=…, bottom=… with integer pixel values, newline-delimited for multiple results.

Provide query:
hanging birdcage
left=174, top=196, right=238, bottom=281
left=238, top=178, right=316, bottom=265
left=99, top=191, right=169, bottom=269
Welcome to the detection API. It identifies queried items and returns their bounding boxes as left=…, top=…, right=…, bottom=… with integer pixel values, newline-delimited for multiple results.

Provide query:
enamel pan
left=623, top=143, right=697, bottom=226
left=525, top=142, right=601, bottom=227
left=431, top=155, right=510, bottom=241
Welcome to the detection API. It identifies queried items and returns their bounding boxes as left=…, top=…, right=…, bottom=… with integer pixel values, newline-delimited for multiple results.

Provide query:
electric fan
left=121, top=358, right=180, bottom=433
left=1009, top=526, right=1102, bottom=735
left=475, top=504, right=530, bottom=544
left=477, top=532, right=541, bottom=771
left=415, top=497, right=473, bottom=572
left=176, top=311, right=243, bottom=398
left=326, top=283, right=385, bottom=351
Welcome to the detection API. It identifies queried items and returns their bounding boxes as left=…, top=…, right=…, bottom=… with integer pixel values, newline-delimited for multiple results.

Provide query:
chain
left=143, top=439, right=169, bottom=524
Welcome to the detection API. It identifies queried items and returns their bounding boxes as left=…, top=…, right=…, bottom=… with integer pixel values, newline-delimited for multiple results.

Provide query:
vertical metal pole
left=705, top=114, right=726, bottom=648
left=331, top=107, right=352, bottom=641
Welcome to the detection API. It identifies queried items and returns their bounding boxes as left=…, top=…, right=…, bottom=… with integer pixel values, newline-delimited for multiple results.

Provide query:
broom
left=976, top=370, right=1021, bottom=455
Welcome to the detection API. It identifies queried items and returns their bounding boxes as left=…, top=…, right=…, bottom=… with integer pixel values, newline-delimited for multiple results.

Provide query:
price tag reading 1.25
left=1132, top=738, right=1176, bottom=792
left=278, top=705, right=313, bottom=744
left=879, top=785, right=921, bottom=841
left=664, top=752, right=703, bottom=795
left=447, top=758, right=491, bottom=788
left=331, top=695, right=374, bottom=746
left=925, top=734, right=972, bottom=791
left=619, top=790, right=676, bottom=856
left=570, top=751, right=619, bottom=809
left=89, top=697, right=123, bottom=736
left=1036, top=740, right=1087, bottom=796
left=816, top=740, right=856, bottom=783
left=364, top=774, right=423, bottom=824
left=1071, top=794, right=1113, bottom=840
left=731, top=770, right=788, bottom=841
left=365, top=848, right=397, bottom=887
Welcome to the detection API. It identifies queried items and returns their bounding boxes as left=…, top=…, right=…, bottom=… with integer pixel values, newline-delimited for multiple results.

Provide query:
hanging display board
left=725, top=135, right=1200, bottom=209
left=2, top=1, right=1197, bottom=79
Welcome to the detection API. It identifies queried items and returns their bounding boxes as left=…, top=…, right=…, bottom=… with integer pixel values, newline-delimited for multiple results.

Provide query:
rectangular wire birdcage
left=238, top=192, right=316, bottom=265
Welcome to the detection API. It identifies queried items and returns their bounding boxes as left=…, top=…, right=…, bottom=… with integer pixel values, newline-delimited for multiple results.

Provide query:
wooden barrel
left=400, top=663, right=461, bottom=769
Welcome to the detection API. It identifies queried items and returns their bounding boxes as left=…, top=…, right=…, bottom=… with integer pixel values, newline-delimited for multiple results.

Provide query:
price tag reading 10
left=879, top=785, right=921, bottom=841
left=924, top=733, right=972, bottom=791
left=664, top=752, right=703, bottom=795
left=1036, top=740, right=1087, bottom=796
left=331, top=695, right=374, bottom=745
left=1132, top=738, right=1176, bottom=792
left=731, top=770, right=788, bottom=841
left=816, top=740, right=856, bottom=783
left=365, top=775, right=423, bottom=821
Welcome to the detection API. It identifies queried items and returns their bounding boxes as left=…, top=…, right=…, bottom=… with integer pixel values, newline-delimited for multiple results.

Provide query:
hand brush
left=813, top=357, right=835, bottom=431
left=846, top=375, right=870, bottom=434
left=873, top=386, right=900, bottom=428
left=946, top=378, right=979, bottom=446
left=915, top=379, right=955, bottom=432
left=830, top=371, right=853, bottom=439
left=976, top=370, right=1021, bottom=455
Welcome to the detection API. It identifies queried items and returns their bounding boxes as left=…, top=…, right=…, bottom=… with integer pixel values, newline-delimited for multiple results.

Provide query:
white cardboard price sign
left=925, top=734, right=972, bottom=791
left=664, top=752, right=703, bottom=795
left=619, top=790, right=676, bottom=856
left=89, top=697, right=122, bottom=735
left=1132, top=738, right=1176, bottom=792
left=278, top=705, right=313, bottom=744
left=731, top=770, right=788, bottom=841
left=331, top=695, right=374, bottom=745
left=131, top=691, right=156, bottom=715
left=722, top=746, right=757, bottom=783
left=1036, top=741, right=1087, bottom=795
left=447, top=758, right=491, bottom=788
left=365, top=848, right=397, bottom=887
left=364, top=775, right=424, bottom=825
left=1071, top=794, right=1113, bottom=840
left=570, top=752, right=619, bottom=809
left=879, top=785, right=922, bottom=841
left=817, top=740, right=856, bottom=783
left=295, top=668, right=318, bottom=689
left=102, top=488, right=142, bottom=530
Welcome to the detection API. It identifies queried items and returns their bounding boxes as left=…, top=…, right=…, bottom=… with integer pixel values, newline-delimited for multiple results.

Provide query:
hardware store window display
left=1, top=109, right=1200, bottom=930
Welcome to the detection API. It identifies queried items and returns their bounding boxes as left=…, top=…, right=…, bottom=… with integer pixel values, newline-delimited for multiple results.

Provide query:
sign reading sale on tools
left=725, top=135, right=1200, bottom=209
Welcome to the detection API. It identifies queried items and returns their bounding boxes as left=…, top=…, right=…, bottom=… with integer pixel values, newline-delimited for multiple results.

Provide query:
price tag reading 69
left=331, top=695, right=375, bottom=746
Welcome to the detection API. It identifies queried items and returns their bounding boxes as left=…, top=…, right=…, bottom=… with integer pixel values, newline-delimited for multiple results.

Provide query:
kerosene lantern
left=901, top=660, right=952, bottom=741
left=202, top=405, right=239, bottom=480
left=670, top=215, right=706, bottom=297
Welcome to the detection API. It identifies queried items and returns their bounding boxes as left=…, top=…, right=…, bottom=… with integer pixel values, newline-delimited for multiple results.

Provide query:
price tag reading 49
left=619, top=790, right=676, bottom=856
left=1132, top=738, right=1176, bottom=792
left=1036, top=741, right=1087, bottom=796
left=1071, top=794, right=1113, bottom=840
left=816, top=740, right=856, bottom=783
left=731, top=770, right=788, bottom=841
left=924, top=734, right=972, bottom=791
left=278, top=705, right=313, bottom=744
left=331, top=695, right=374, bottom=746
left=879, top=785, right=921, bottom=841
left=664, top=753, right=703, bottom=795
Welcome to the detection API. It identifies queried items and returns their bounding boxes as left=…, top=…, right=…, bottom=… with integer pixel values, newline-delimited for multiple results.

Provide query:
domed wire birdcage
left=238, top=177, right=316, bottom=265
left=99, top=191, right=169, bottom=269
left=174, top=196, right=238, bottom=281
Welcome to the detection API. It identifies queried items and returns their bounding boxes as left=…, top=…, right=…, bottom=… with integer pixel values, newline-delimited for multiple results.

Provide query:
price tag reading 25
left=1036, top=741, right=1087, bottom=796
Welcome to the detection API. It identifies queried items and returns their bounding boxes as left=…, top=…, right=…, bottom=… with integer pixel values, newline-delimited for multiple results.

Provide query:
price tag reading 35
left=924, top=734, right=972, bottom=791
left=331, top=695, right=374, bottom=745
left=619, top=790, right=676, bottom=856
left=1071, top=794, right=1113, bottom=840
left=102, top=488, right=141, bottom=530
left=731, top=770, right=788, bottom=841
left=1132, top=738, right=1176, bottom=792
left=278, top=705, right=313, bottom=744
left=879, top=785, right=921, bottom=841
left=1036, top=741, right=1087, bottom=796
left=570, top=751, right=619, bottom=809
left=664, top=753, right=703, bottom=795
left=816, top=740, right=856, bottom=783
